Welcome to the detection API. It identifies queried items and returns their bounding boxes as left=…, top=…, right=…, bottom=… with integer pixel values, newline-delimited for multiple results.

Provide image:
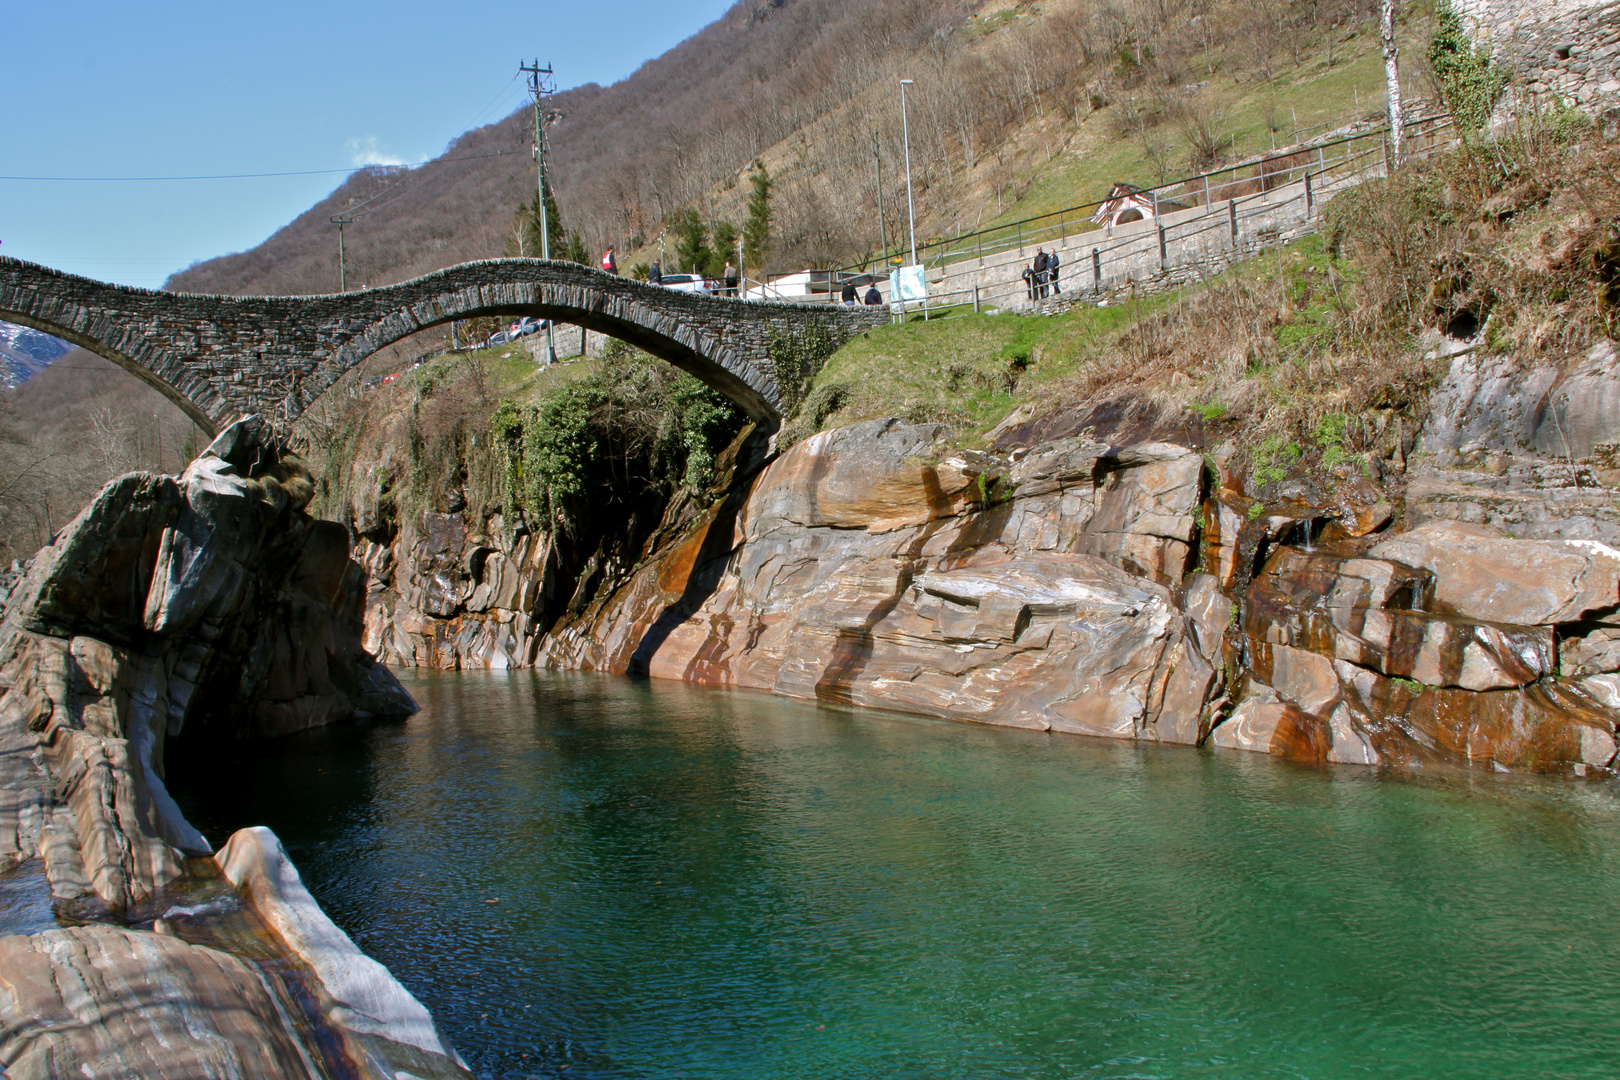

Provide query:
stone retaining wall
left=1460, top=0, right=1620, bottom=111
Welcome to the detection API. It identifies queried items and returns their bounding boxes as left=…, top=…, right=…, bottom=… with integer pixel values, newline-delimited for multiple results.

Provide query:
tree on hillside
left=743, top=166, right=773, bottom=274
left=1381, top=0, right=1406, bottom=163
left=507, top=176, right=589, bottom=263
left=711, top=221, right=740, bottom=278
left=672, top=208, right=713, bottom=275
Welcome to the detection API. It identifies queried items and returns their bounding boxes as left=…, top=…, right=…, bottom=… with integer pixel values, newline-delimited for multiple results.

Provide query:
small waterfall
left=1302, top=517, right=1314, bottom=552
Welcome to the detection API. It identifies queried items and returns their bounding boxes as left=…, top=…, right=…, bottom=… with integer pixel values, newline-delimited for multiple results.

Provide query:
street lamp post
left=899, top=79, right=918, bottom=268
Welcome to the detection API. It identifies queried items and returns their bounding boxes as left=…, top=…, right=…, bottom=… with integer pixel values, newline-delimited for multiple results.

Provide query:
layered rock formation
left=0, top=419, right=466, bottom=1078
left=541, top=420, right=1220, bottom=743
left=358, top=344, right=1620, bottom=781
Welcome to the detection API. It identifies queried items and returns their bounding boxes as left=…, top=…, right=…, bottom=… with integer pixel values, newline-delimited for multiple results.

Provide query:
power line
left=0, top=148, right=524, bottom=183
left=462, top=74, right=527, bottom=134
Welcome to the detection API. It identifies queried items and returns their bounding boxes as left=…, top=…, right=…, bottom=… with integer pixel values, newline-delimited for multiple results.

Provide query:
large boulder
left=0, top=418, right=415, bottom=912
left=5, top=473, right=180, bottom=644
left=0, top=926, right=330, bottom=1080
left=1222, top=531, right=1620, bottom=776
left=1421, top=341, right=1620, bottom=460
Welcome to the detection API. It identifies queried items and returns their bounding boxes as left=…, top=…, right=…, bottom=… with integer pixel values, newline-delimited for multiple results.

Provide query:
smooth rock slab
left=0, top=925, right=324, bottom=1080
left=215, top=826, right=464, bottom=1067
left=1369, top=520, right=1620, bottom=625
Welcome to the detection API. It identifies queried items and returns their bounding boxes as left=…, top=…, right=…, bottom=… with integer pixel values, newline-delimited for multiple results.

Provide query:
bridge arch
left=0, top=287, right=229, bottom=433
left=0, top=256, right=886, bottom=436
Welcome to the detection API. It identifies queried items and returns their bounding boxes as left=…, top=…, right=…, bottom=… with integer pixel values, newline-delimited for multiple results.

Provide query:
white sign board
left=888, top=264, right=928, bottom=309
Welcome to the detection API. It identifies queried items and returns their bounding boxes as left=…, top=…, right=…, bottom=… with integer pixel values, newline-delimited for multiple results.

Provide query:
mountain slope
left=166, top=0, right=1413, bottom=299
left=0, top=323, right=71, bottom=388
left=167, top=0, right=974, bottom=296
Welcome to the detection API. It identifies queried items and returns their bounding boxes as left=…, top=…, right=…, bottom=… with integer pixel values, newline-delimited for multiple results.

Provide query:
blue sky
left=3, top=1, right=735, bottom=289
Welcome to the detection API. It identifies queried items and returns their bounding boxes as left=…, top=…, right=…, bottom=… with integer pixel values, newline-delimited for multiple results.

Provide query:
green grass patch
left=1250, top=433, right=1304, bottom=486
left=801, top=294, right=1174, bottom=440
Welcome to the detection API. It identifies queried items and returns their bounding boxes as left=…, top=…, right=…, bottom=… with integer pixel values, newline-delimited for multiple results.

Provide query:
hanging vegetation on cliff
left=491, top=345, right=745, bottom=536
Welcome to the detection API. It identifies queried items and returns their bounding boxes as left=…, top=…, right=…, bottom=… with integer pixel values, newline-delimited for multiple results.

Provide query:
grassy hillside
left=780, top=112, right=1620, bottom=487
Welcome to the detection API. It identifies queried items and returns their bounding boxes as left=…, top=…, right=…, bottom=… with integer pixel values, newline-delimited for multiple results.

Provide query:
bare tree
left=1381, top=0, right=1406, bottom=162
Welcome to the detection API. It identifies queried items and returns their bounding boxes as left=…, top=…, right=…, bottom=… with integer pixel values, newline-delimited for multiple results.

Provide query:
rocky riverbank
left=7, top=339, right=1620, bottom=1075
left=358, top=341, right=1620, bottom=779
left=0, top=418, right=468, bottom=1078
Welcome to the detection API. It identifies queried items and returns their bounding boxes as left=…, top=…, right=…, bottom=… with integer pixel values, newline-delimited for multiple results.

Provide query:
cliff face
left=355, top=342, right=1620, bottom=779
left=0, top=419, right=467, bottom=1078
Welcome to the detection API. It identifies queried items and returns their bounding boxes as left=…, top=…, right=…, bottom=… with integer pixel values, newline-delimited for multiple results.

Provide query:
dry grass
left=1025, top=115, right=1620, bottom=472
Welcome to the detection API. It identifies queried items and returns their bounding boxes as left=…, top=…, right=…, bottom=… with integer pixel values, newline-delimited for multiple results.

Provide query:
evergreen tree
left=563, top=230, right=589, bottom=265
left=506, top=174, right=577, bottom=261
left=742, top=165, right=772, bottom=272
left=671, top=207, right=711, bottom=274
left=710, top=221, right=740, bottom=279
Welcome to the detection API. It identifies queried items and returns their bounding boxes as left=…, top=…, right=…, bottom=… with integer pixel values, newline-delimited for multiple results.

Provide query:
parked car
left=510, top=316, right=545, bottom=338
left=658, top=273, right=716, bottom=295
left=486, top=330, right=510, bottom=347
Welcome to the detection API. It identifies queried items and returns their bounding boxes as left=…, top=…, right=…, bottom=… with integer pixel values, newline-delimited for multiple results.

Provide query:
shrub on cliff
left=1428, top=0, right=1508, bottom=132
left=492, top=344, right=745, bottom=537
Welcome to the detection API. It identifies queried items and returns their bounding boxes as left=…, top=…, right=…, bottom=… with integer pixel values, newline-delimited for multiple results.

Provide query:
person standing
left=601, top=247, right=617, bottom=275
left=840, top=278, right=858, bottom=307
left=864, top=283, right=883, bottom=305
left=1032, top=248, right=1050, bottom=299
left=649, top=259, right=662, bottom=285
left=1048, top=249, right=1061, bottom=294
left=724, top=261, right=740, bottom=298
left=1022, top=264, right=1036, bottom=301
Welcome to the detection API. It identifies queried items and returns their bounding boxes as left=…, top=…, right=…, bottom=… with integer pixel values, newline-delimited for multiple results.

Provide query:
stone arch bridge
left=0, top=256, right=887, bottom=434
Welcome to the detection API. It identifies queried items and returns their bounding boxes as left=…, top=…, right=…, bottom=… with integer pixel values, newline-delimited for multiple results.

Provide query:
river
left=170, top=670, right=1620, bottom=1079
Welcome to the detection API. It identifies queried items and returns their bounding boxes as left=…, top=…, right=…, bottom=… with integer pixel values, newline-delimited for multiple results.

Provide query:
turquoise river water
left=171, top=670, right=1620, bottom=1079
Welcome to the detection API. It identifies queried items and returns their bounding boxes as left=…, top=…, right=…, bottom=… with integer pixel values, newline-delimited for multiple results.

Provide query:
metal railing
left=804, top=112, right=1457, bottom=318
left=835, top=112, right=1453, bottom=285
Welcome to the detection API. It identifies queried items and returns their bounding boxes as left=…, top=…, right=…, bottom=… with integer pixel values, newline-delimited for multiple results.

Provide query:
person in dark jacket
left=840, top=279, right=858, bottom=307
left=1022, top=265, right=1036, bottom=301
left=1032, top=248, right=1050, bottom=298
left=864, top=284, right=882, bottom=305
left=1047, top=249, right=1061, bottom=294
left=649, top=260, right=662, bottom=285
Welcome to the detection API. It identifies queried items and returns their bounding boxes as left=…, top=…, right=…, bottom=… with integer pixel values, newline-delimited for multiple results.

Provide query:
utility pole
left=328, top=178, right=402, bottom=294
left=330, top=215, right=353, bottom=291
left=899, top=79, right=918, bottom=268
left=873, top=129, right=889, bottom=264
left=521, top=58, right=558, bottom=365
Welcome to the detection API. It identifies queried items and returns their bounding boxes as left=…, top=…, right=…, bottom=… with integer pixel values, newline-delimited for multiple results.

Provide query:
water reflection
left=171, top=670, right=1620, bottom=1080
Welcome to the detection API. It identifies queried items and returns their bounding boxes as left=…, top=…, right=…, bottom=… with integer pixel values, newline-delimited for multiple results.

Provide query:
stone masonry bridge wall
left=0, top=257, right=886, bottom=434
